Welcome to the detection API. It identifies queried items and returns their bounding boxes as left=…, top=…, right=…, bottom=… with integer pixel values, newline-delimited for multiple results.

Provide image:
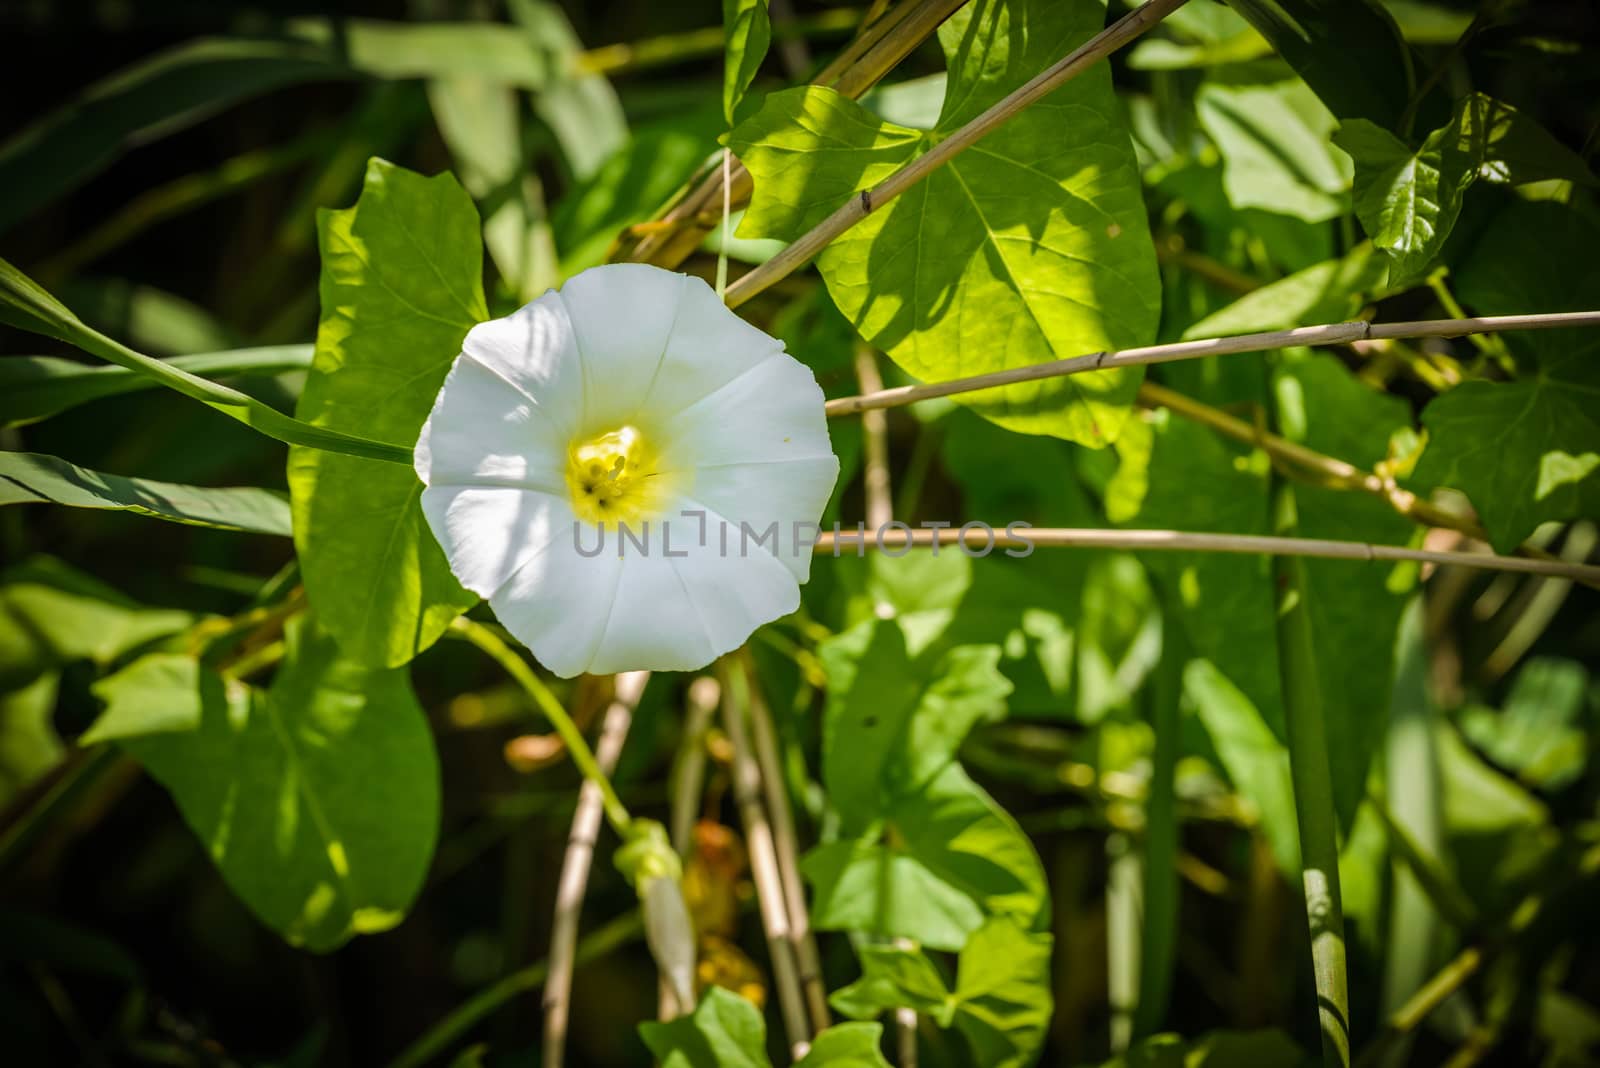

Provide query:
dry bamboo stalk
left=810, top=526, right=1600, bottom=583
left=854, top=343, right=894, bottom=531
left=720, top=663, right=812, bottom=1058
left=737, top=654, right=831, bottom=1035
left=542, top=672, right=650, bottom=1068
left=824, top=312, right=1600, bottom=417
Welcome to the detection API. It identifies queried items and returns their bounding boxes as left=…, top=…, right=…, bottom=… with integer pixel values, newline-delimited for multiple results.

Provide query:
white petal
left=558, top=263, right=687, bottom=430
left=662, top=350, right=836, bottom=467
left=416, top=356, right=568, bottom=491
left=679, top=456, right=839, bottom=583
left=490, top=525, right=623, bottom=679
left=419, top=485, right=569, bottom=597
left=641, top=273, right=785, bottom=414
left=459, top=290, right=585, bottom=441
left=586, top=505, right=801, bottom=674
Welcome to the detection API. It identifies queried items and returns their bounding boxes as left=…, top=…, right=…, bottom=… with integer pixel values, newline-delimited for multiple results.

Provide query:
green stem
left=1133, top=609, right=1183, bottom=1038
left=384, top=909, right=644, bottom=1068
left=0, top=256, right=413, bottom=466
left=449, top=617, right=632, bottom=835
left=1274, top=535, right=1351, bottom=1068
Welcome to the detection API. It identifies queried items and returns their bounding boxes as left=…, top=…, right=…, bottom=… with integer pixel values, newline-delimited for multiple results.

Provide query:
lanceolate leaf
left=731, top=0, right=1159, bottom=446
left=87, top=619, right=440, bottom=952
left=0, top=346, right=312, bottom=428
left=1410, top=200, right=1600, bottom=551
left=0, top=451, right=291, bottom=536
left=287, top=159, right=486, bottom=667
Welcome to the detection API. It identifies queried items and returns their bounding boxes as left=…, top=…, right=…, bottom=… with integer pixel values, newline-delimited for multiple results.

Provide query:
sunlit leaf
left=0, top=451, right=291, bottom=536
left=722, top=0, right=772, bottom=127
left=88, top=618, right=440, bottom=951
left=832, top=917, right=1052, bottom=1068
left=639, top=986, right=770, bottom=1068
left=1197, top=74, right=1352, bottom=224
left=732, top=0, right=1160, bottom=445
left=287, top=158, right=486, bottom=667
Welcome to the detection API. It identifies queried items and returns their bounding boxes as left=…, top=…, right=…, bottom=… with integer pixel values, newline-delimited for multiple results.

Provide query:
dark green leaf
left=1460, top=658, right=1589, bottom=790
left=1410, top=200, right=1600, bottom=550
left=288, top=158, right=486, bottom=667
left=1226, top=0, right=1412, bottom=127
left=0, top=451, right=290, bottom=536
left=88, top=618, right=440, bottom=952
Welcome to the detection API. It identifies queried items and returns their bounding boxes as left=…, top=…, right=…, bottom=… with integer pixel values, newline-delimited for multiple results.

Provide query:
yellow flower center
left=565, top=425, right=681, bottom=527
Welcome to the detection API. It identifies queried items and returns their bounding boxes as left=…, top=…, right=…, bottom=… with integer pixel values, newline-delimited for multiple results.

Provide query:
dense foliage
left=1, top=1, right=1598, bottom=1066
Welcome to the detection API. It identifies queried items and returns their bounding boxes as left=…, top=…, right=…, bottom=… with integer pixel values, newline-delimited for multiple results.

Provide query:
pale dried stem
left=824, top=312, right=1600, bottom=417
left=724, top=0, right=1193, bottom=307
left=719, top=662, right=812, bottom=1058
left=811, top=527, right=1600, bottom=583
left=542, top=672, right=650, bottom=1068
left=854, top=343, right=894, bottom=531
left=736, top=653, right=831, bottom=1035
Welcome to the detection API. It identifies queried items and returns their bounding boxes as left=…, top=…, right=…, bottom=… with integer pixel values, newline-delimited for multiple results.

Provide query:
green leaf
left=1181, top=245, right=1387, bottom=340
left=1409, top=200, right=1600, bottom=550
left=0, top=346, right=312, bottom=428
left=723, top=0, right=772, bottom=127
left=0, top=557, right=192, bottom=685
left=639, top=986, right=770, bottom=1068
left=793, top=1023, right=891, bottom=1068
left=819, top=619, right=1010, bottom=831
left=1460, top=658, right=1590, bottom=791
left=831, top=917, right=1053, bottom=1068
left=1337, top=93, right=1592, bottom=284
left=88, top=619, right=440, bottom=952
left=0, top=451, right=290, bottom=536
left=1226, top=0, right=1412, bottom=128
left=509, top=0, right=628, bottom=181
left=288, top=158, right=486, bottom=667
left=731, top=0, right=1159, bottom=445
left=1197, top=75, right=1352, bottom=224
left=803, top=763, right=1048, bottom=951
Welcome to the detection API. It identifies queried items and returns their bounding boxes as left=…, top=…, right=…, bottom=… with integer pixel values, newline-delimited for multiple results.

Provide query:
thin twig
left=823, top=312, right=1600, bottom=417
left=542, top=672, right=650, bottom=1068
left=724, top=0, right=1192, bottom=307
left=719, top=660, right=812, bottom=1058
left=618, top=0, right=969, bottom=267
left=810, top=527, right=1600, bottom=583
left=736, top=652, right=831, bottom=1035
left=670, top=677, right=722, bottom=855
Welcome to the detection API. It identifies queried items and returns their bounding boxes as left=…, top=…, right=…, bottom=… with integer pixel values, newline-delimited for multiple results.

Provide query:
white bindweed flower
left=415, top=264, right=839, bottom=677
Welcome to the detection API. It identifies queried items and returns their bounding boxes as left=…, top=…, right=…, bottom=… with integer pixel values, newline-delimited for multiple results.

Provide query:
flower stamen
left=566, top=425, right=680, bottom=526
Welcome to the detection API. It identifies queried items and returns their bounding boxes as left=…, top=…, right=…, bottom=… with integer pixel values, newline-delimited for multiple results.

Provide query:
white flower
left=415, top=264, right=839, bottom=677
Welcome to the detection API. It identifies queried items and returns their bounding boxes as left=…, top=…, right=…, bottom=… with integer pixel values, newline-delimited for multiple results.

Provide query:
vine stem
left=541, top=670, right=650, bottom=1068
left=810, top=527, right=1600, bottom=583
left=823, top=312, right=1600, bottom=417
left=718, top=659, right=813, bottom=1058
left=723, top=0, right=1193, bottom=308
left=450, top=618, right=632, bottom=834
left=1275, top=545, right=1350, bottom=1068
